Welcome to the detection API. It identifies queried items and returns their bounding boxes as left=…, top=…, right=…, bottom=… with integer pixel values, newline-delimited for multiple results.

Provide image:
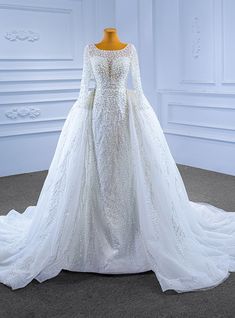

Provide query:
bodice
left=77, top=42, right=144, bottom=108
left=88, top=43, right=132, bottom=90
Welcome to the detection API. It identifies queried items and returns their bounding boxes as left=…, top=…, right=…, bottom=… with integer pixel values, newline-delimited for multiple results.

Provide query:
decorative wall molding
left=0, top=117, right=66, bottom=137
left=0, top=1, right=83, bottom=69
left=159, top=93, right=235, bottom=147
left=0, top=98, right=76, bottom=107
left=0, top=124, right=64, bottom=138
left=164, top=129, right=235, bottom=144
left=191, top=17, right=201, bottom=59
left=168, top=101, right=235, bottom=110
left=179, top=0, right=215, bottom=84
left=221, top=0, right=235, bottom=84
left=152, top=0, right=235, bottom=175
left=167, top=102, right=235, bottom=131
left=1, top=116, right=66, bottom=126
left=0, top=0, right=116, bottom=177
left=4, top=30, right=40, bottom=42
left=1, top=86, right=80, bottom=94
left=156, top=88, right=235, bottom=96
left=5, top=107, right=41, bottom=119
left=0, top=77, right=82, bottom=84
left=0, top=81, right=81, bottom=94
left=0, top=4, right=71, bottom=13
left=0, top=92, right=78, bottom=105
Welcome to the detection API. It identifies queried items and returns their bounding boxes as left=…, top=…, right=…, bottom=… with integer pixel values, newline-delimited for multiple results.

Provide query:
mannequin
left=95, top=27, right=128, bottom=50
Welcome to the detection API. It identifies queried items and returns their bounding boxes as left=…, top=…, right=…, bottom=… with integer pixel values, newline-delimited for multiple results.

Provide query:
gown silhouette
left=1, top=42, right=235, bottom=293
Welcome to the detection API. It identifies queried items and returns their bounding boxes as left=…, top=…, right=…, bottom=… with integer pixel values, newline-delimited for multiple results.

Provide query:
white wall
left=1, top=0, right=234, bottom=177
left=0, top=0, right=115, bottom=176
left=154, top=0, right=235, bottom=176
left=115, top=0, right=235, bottom=176
left=114, top=0, right=156, bottom=107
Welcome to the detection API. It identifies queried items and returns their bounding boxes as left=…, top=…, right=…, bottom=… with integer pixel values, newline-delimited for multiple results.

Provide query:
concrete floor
left=0, top=165, right=235, bottom=318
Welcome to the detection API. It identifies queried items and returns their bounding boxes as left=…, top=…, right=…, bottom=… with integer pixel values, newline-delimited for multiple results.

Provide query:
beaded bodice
left=78, top=42, right=144, bottom=107
left=89, top=43, right=131, bottom=90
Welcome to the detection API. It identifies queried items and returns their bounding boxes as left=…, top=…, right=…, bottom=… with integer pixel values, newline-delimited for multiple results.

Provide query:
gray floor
left=0, top=165, right=235, bottom=318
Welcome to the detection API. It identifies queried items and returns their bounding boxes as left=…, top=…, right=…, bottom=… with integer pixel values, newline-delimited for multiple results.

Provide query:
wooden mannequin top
left=95, top=28, right=128, bottom=50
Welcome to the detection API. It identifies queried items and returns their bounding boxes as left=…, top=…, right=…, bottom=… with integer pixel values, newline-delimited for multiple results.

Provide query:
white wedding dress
left=1, top=42, right=235, bottom=293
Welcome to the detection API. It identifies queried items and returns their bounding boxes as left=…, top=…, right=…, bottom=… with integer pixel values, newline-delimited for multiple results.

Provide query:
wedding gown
left=1, top=42, right=235, bottom=293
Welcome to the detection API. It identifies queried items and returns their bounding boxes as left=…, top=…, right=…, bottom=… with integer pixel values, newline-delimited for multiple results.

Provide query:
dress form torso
left=95, top=27, right=128, bottom=50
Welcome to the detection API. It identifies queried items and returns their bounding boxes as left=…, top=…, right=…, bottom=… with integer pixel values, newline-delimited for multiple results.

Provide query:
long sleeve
left=130, top=44, right=145, bottom=107
left=77, top=44, right=93, bottom=108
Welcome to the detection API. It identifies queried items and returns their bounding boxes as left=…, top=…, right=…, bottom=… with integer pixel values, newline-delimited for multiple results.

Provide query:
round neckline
left=93, top=43, right=130, bottom=52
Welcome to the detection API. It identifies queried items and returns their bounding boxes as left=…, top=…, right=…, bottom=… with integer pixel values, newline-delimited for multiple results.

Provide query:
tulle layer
left=0, top=92, right=95, bottom=289
left=128, top=90, right=235, bottom=292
